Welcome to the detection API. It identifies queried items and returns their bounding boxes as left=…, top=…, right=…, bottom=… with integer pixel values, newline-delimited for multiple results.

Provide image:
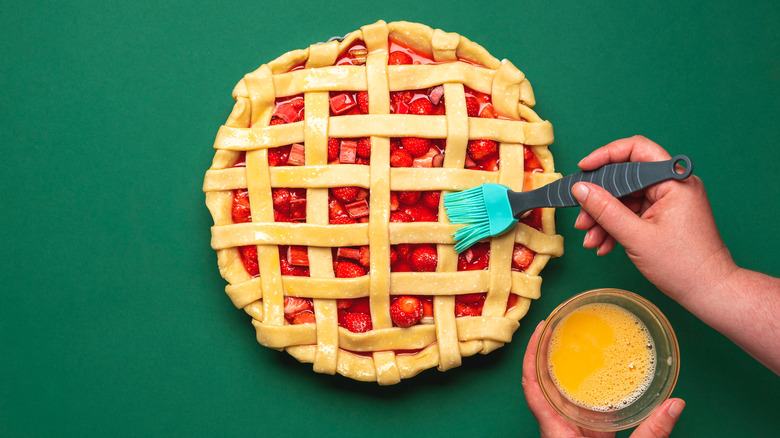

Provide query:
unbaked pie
left=203, top=20, right=563, bottom=384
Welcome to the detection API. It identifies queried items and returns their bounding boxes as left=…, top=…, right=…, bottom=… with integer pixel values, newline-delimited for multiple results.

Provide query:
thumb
left=630, top=398, right=685, bottom=438
left=571, top=182, right=642, bottom=243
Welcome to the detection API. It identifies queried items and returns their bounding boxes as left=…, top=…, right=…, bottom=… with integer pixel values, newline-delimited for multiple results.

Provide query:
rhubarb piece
left=272, top=103, right=299, bottom=123
left=336, top=247, right=361, bottom=261
left=287, top=143, right=306, bottom=166
left=428, top=85, right=444, bottom=105
left=349, top=48, right=368, bottom=65
left=339, top=139, right=357, bottom=164
left=345, top=199, right=369, bottom=219
left=330, top=92, right=357, bottom=115
left=289, top=198, right=306, bottom=220
left=288, top=245, right=310, bottom=267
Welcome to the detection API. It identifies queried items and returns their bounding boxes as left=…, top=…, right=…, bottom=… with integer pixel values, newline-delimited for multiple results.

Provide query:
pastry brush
left=443, top=155, right=693, bottom=253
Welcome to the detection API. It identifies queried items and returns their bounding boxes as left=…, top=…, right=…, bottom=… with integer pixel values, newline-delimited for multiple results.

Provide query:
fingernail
left=668, top=399, right=685, bottom=420
left=572, top=183, right=589, bottom=202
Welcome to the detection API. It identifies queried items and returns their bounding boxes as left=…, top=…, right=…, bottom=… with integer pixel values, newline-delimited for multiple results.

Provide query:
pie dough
left=203, top=20, right=563, bottom=384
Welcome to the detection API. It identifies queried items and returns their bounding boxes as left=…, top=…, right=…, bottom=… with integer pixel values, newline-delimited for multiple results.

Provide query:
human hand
left=570, top=135, right=736, bottom=302
left=521, top=321, right=685, bottom=438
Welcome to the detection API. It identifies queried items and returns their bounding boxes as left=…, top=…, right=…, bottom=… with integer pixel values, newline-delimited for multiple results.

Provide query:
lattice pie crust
left=203, top=20, right=563, bottom=384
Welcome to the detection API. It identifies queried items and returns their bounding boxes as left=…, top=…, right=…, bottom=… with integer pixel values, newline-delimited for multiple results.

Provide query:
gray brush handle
left=509, top=155, right=693, bottom=217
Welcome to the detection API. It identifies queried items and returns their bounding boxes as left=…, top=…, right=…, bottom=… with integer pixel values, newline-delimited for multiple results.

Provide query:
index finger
left=578, top=135, right=672, bottom=171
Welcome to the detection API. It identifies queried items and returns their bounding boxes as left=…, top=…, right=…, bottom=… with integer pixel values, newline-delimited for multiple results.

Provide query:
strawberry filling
left=228, top=37, right=540, bottom=338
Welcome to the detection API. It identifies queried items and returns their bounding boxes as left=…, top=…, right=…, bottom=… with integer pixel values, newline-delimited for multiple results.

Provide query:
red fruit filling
left=228, top=37, right=542, bottom=336
left=389, top=137, right=445, bottom=168
left=329, top=186, right=370, bottom=224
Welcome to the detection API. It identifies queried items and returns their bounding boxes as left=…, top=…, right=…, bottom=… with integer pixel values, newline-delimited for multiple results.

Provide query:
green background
left=2, top=1, right=778, bottom=436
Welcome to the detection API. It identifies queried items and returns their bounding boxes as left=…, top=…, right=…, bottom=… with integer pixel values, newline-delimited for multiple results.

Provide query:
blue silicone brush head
left=443, top=183, right=518, bottom=253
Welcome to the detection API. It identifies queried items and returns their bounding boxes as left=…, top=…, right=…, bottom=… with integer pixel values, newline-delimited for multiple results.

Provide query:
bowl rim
left=534, top=288, right=680, bottom=431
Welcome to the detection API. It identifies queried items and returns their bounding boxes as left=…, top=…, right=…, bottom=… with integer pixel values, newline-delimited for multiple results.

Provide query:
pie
left=203, top=20, right=564, bottom=384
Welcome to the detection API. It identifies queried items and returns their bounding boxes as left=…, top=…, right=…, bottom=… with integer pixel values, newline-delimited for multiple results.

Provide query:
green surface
left=2, top=1, right=779, bottom=436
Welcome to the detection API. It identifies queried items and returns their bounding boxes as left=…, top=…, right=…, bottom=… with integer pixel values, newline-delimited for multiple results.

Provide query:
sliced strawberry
left=279, top=252, right=310, bottom=276
left=239, top=245, right=259, bottom=277
left=388, top=51, right=413, bottom=65
left=390, top=296, right=424, bottom=327
left=329, top=198, right=349, bottom=220
left=269, top=117, right=286, bottom=126
left=272, top=188, right=291, bottom=214
left=339, top=139, right=357, bottom=164
left=232, top=189, right=252, bottom=223
left=337, top=299, right=354, bottom=310
left=267, top=147, right=284, bottom=167
left=479, top=104, right=496, bottom=119
left=335, top=261, right=366, bottom=278
left=391, top=260, right=412, bottom=272
left=330, top=216, right=357, bottom=225
left=331, top=186, right=359, bottom=204
left=289, top=96, right=305, bottom=111
left=402, top=204, right=438, bottom=222
left=465, top=96, right=480, bottom=117
left=356, top=137, right=371, bottom=158
left=506, top=294, right=520, bottom=312
left=330, top=92, right=357, bottom=115
left=348, top=297, right=371, bottom=314
left=397, top=191, right=421, bottom=205
left=356, top=188, right=370, bottom=201
left=421, top=191, right=440, bottom=210
left=411, top=147, right=439, bottom=168
left=292, top=311, right=315, bottom=324
left=455, top=300, right=483, bottom=317
left=524, top=146, right=543, bottom=171
left=327, top=138, right=340, bottom=162
left=520, top=208, right=543, bottom=231
left=401, top=137, right=431, bottom=157
left=390, top=90, right=414, bottom=105
left=432, top=153, right=444, bottom=168
left=357, top=91, right=369, bottom=113
left=410, top=245, right=438, bottom=272
left=343, top=312, right=373, bottom=333
left=390, top=149, right=413, bottom=167
left=457, top=293, right=485, bottom=305
left=389, top=247, right=398, bottom=264
left=394, top=243, right=411, bottom=260
left=467, top=139, right=498, bottom=161
left=410, top=97, right=433, bottom=115
left=512, top=244, right=535, bottom=272
left=420, top=296, right=434, bottom=323
left=390, top=211, right=412, bottom=223
left=284, top=296, right=313, bottom=316
left=390, top=191, right=399, bottom=211
left=394, top=101, right=410, bottom=114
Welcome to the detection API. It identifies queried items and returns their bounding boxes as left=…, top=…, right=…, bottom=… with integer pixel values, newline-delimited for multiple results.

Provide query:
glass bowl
left=535, top=288, right=680, bottom=431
